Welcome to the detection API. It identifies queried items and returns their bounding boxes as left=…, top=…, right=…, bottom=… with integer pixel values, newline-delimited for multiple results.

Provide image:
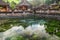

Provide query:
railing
left=0, top=10, right=60, bottom=17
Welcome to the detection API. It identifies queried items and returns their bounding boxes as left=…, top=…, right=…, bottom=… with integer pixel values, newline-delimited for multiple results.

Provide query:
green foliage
left=45, top=19, right=60, bottom=37
left=27, top=0, right=46, bottom=7
left=9, top=1, right=16, bottom=10
left=5, top=35, right=25, bottom=40
left=45, top=0, right=59, bottom=5
left=3, top=0, right=20, bottom=10
left=11, top=36, right=25, bottom=40
left=58, top=1, right=60, bottom=5
left=45, top=0, right=53, bottom=5
left=0, top=19, right=29, bottom=32
left=5, top=34, right=48, bottom=40
left=3, top=0, right=20, bottom=4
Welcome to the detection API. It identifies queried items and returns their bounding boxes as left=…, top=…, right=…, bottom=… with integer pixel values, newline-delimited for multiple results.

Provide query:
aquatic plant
left=45, top=19, right=60, bottom=37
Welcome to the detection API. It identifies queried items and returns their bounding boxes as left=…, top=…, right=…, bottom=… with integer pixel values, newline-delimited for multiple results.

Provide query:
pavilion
left=0, top=0, right=11, bottom=12
left=16, top=0, right=32, bottom=11
left=49, top=1, right=59, bottom=10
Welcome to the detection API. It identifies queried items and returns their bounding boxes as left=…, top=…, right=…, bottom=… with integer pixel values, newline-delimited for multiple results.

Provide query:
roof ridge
left=0, top=0, right=8, bottom=5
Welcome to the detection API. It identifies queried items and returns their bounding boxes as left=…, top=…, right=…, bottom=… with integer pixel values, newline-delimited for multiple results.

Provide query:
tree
left=3, top=0, right=20, bottom=10
left=9, top=1, right=16, bottom=11
left=27, top=0, right=46, bottom=7
left=3, top=0, right=20, bottom=4
left=45, top=0, right=58, bottom=5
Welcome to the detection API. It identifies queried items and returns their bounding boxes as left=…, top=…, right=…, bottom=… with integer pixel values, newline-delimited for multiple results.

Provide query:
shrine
left=0, top=0, right=10, bottom=12
left=16, top=0, right=32, bottom=11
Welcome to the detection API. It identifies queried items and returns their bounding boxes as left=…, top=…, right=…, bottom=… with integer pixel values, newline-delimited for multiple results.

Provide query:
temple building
left=49, top=1, right=59, bottom=10
left=0, top=0, right=10, bottom=12
left=39, top=4, right=49, bottom=10
left=16, top=0, right=32, bottom=11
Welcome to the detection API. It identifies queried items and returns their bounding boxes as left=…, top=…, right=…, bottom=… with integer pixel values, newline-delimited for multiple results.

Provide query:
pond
left=0, top=18, right=60, bottom=40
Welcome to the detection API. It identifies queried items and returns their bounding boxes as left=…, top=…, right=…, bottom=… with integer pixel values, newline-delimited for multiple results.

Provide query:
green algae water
left=0, top=18, right=60, bottom=40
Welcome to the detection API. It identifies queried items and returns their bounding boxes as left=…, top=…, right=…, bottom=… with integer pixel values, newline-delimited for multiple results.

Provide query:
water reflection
left=4, top=19, right=46, bottom=36
left=0, top=19, right=60, bottom=40
left=2, top=19, right=60, bottom=40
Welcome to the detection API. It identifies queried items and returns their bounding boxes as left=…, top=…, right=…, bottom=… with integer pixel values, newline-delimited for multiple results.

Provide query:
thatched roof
left=17, top=0, right=31, bottom=7
left=0, top=0, right=8, bottom=6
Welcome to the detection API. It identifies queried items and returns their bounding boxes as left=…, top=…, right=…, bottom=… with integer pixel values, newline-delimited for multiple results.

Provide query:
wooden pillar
left=6, top=6, right=9, bottom=12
